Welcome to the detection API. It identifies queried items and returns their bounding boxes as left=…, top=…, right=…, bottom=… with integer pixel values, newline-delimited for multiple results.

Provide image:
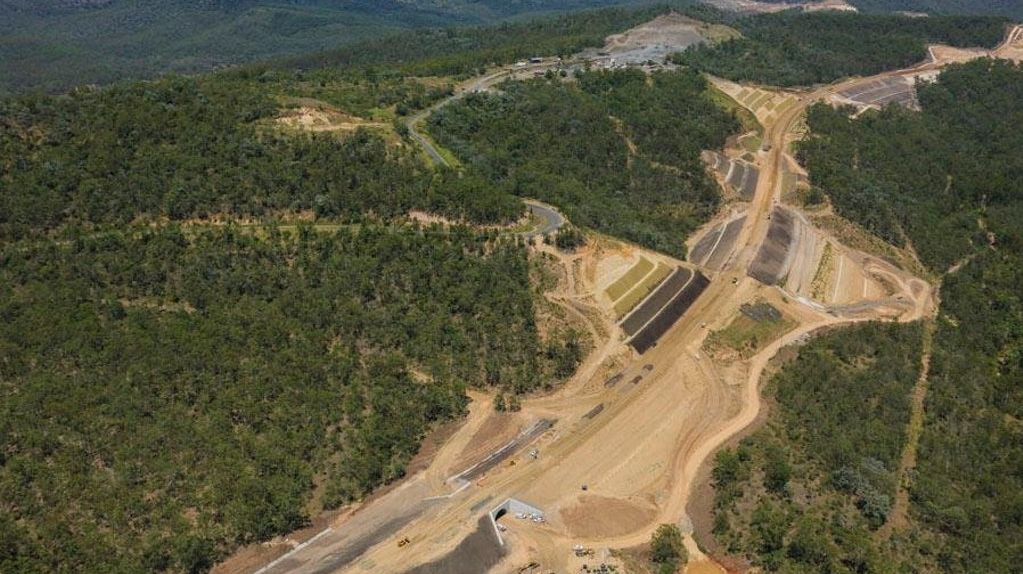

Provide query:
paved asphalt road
left=404, top=68, right=566, bottom=239
left=521, top=201, right=565, bottom=238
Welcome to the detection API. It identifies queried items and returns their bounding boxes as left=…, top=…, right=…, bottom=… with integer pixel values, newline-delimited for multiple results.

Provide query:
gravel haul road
left=234, top=20, right=1020, bottom=573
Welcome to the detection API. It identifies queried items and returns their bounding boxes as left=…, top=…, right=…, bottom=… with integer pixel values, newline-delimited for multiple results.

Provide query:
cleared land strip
left=614, top=263, right=672, bottom=317
left=882, top=319, right=935, bottom=537
left=630, top=271, right=710, bottom=353
left=451, top=419, right=555, bottom=483
left=257, top=481, right=440, bottom=574
left=620, top=267, right=693, bottom=336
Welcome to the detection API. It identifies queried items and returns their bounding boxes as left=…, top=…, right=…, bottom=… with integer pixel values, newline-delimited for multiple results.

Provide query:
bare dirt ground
left=995, top=24, right=1023, bottom=62
left=561, top=495, right=658, bottom=538
left=275, top=102, right=389, bottom=135
left=314, top=66, right=930, bottom=572
left=577, top=12, right=738, bottom=66
left=224, top=19, right=1023, bottom=574
left=881, top=319, right=935, bottom=537
left=702, top=0, right=856, bottom=14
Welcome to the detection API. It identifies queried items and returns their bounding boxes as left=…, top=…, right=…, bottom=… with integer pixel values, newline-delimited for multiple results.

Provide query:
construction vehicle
left=397, top=537, right=411, bottom=548
left=573, top=545, right=595, bottom=557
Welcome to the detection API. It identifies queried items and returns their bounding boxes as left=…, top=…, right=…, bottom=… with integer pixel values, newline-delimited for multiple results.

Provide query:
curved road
left=405, top=66, right=542, bottom=168
left=404, top=66, right=567, bottom=239
left=521, top=200, right=565, bottom=239
left=248, top=34, right=989, bottom=574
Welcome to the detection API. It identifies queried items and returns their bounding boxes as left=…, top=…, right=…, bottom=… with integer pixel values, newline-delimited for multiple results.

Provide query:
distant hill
left=710, top=0, right=1022, bottom=17
left=849, top=0, right=1023, bottom=17
left=0, top=0, right=652, bottom=94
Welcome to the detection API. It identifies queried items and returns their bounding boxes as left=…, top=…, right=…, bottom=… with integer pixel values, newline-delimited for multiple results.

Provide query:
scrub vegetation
left=711, top=322, right=923, bottom=571
left=676, top=12, right=1006, bottom=86
left=0, top=0, right=671, bottom=95
left=714, top=59, right=1023, bottom=573
left=0, top=44, right=590, bottom=571
left=427, top=69, right=740, bottom=257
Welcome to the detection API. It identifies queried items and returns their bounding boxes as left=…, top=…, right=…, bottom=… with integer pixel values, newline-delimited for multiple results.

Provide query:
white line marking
left=253, top=527, right=334, bottom=574
left=832, top=254, right=845, bottom=303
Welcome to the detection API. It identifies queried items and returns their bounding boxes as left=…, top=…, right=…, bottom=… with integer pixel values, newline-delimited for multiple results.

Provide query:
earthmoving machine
left=573, top=545, right=595, bottom=557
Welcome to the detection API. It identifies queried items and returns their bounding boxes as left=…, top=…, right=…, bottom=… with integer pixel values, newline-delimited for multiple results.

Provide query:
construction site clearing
left=213, top=18, right=1023, bottom=574
left=703, top=151, right=760, bottom=200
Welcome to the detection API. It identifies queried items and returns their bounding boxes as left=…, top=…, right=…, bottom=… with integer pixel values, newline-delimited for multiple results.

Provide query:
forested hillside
left=427, top=69, right=740, bottom=256
left=278, top=5, right=676, bottom=79
left=712, top=323, right=923, bottom=571
left=849, top=0, right=1023, bottom=18
left=0, top=226, right=576, bottom=572
left=0, top=59, right=586, bottom=571
left=714, top=59, right=1023, bottom=572
left=675, top=12, right=1006, bottom=86
left=0, top=0, right=659, bottom=94
left=0, top=75, right=520, bottom=241
left=797, top=59, right=1023, bottom=270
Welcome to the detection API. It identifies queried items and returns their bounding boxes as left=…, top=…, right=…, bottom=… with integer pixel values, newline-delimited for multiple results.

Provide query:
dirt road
left=235, top=23, right=1023, bottom=573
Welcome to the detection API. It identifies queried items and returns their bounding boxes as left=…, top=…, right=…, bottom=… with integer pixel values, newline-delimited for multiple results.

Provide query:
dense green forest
left=0, top=74, right=523, bottom=241
left=675, top=12, right=1007, bottom=86
left=0, top=34, right=598, bottom=570
left=276, top=4, right=715, bottom=79
left=712, top=322, right=923, bottom=572
left=0, top=0, right=667, bottom=95
left=756, top=0, right=1023, bottom=15
left=0, top=225, right=582, bottom=572
left=427, top=69, right=740, bottom=256
left=715, top=59, right=1023, bottom=572
left=796, top=59, right=1023, bottom=271
left=849, top=0, right=1023, bottom=18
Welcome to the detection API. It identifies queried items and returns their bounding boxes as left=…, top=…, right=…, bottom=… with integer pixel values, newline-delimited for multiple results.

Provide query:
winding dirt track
left=235, top=25, right=1023, bottom=572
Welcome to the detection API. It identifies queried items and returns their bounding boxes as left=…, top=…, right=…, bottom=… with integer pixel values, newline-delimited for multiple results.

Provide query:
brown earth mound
left=561, top=495, right=657, bottom=538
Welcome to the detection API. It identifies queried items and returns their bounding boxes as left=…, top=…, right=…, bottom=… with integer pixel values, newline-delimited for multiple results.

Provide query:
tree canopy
left=427, top=69, right=740, bottom=256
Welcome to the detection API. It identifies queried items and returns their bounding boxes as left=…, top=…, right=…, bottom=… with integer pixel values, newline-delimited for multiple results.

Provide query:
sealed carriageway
left=619, top=265, right=711, bottom=354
